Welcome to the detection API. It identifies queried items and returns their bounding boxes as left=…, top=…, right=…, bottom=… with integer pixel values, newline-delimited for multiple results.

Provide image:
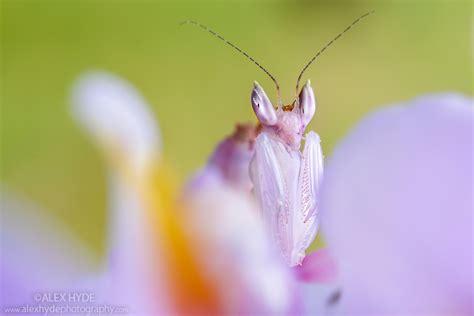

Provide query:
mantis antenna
left=295, top=10, right=375, bottom=98
left=180, top=20, right=282, bottom=106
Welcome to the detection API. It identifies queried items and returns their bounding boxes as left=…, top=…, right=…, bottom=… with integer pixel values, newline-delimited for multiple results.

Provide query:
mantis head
left=251, top=81, right=316, bottom=150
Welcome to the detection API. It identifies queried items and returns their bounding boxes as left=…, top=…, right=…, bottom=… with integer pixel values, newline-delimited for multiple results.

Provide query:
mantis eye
left=251, top=81, right=277, bottom=126
left=299, top=80, right=316, bottom=126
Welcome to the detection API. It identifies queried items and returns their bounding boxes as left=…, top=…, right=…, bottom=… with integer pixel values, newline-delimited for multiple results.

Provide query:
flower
left=1, top=70, right=471, bottom=315
left=1, top=71, right=336, bottom=315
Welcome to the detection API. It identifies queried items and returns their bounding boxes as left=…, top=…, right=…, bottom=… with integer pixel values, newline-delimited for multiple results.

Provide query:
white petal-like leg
left=250, top=134, right=290, bottom=261
left=292, top=131, right=324, bottom=264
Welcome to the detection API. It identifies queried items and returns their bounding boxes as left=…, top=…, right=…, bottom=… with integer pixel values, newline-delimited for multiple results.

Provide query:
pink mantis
left=184, top=11, right=373, bottom=266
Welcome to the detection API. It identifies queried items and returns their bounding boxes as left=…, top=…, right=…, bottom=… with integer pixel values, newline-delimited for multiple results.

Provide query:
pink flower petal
left=321, top=93, right=473, bottom=314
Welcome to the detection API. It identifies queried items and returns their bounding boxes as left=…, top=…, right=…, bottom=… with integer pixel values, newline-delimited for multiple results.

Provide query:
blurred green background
left=1, top=0, right=472, bottom=255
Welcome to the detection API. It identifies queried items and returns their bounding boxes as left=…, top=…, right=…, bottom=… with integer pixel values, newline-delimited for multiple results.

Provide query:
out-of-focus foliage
left=1, top=0, right=472, bottom=253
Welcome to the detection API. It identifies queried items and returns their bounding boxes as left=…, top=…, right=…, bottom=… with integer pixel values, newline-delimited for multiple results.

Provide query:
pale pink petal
left=321, top=93, right=473, bottom=314
left=185, top=185, right=296, bottom=314
left=71, top=71, right=164, bottom=314
left=0, top=189, right=97, bottom=306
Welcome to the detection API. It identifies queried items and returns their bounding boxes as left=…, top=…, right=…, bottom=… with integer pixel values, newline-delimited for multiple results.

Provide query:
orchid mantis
left=249, top=80, right=323, bottom=266
left=183, top=11, right=373, bottom=266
